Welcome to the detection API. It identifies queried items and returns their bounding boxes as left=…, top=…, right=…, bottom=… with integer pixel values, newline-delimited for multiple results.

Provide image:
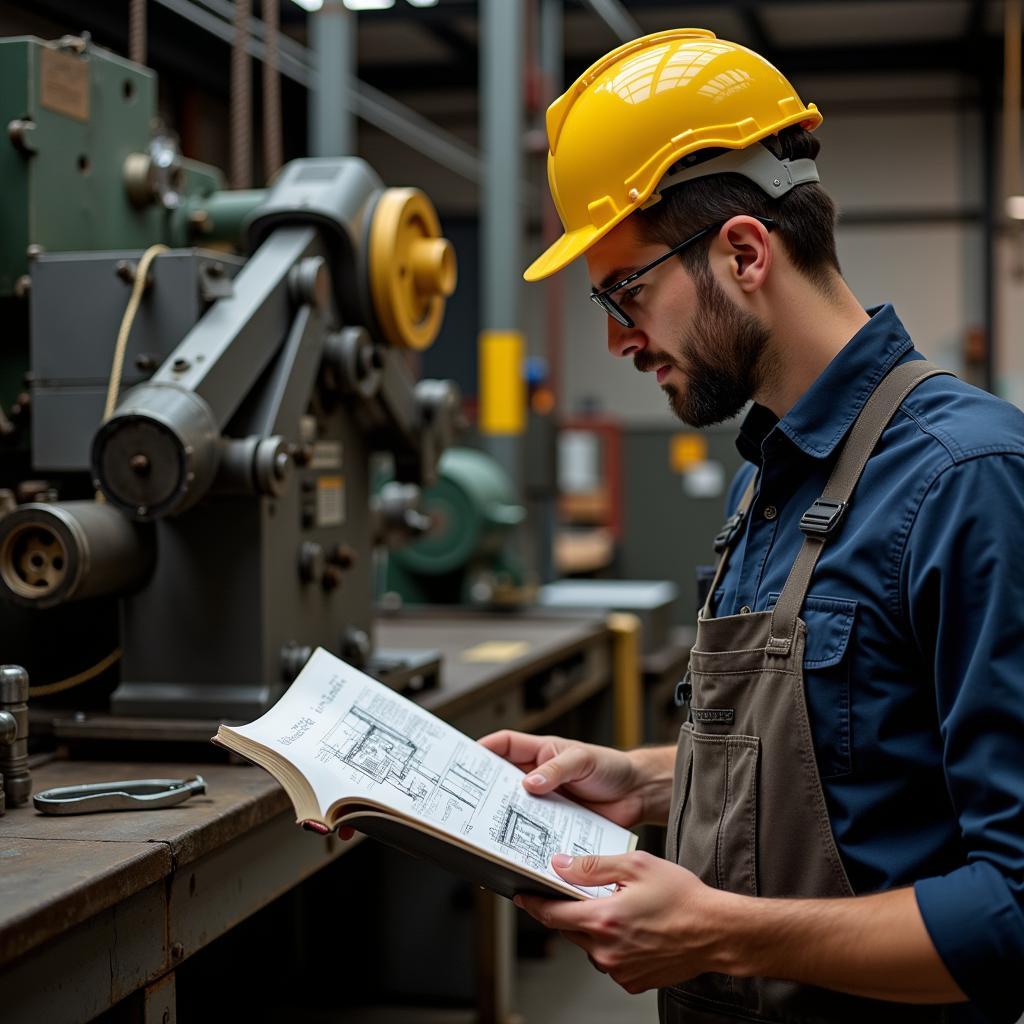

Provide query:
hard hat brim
left=524, top=223, right=603, bottom=282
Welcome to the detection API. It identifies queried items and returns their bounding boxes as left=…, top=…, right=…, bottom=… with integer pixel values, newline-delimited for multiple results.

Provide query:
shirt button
left=763, top=505, right=778, bottom=520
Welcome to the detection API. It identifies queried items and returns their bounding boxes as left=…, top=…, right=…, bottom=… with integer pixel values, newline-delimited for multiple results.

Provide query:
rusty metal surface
left=0, top=759, right=291, bottom=967
left=0, top=611, right=613, bottom=1020
left=0, top=838, right=168, bottom=967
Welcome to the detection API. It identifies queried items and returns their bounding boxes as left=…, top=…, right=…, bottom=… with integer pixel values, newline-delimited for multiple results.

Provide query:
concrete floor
left=339, top=935, right=658, bottom=1024
left=516, top=934, right=658, bottom=1024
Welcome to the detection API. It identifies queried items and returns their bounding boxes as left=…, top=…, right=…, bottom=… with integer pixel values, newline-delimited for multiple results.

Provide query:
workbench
left=0, top=612, right=612, bottom=1024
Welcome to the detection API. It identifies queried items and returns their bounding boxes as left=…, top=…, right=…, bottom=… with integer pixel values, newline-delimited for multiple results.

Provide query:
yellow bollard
left=607, top=612, right=642, bottom=750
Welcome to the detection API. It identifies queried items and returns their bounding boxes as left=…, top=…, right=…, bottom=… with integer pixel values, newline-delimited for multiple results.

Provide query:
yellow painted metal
left=525, top=28, right=821, bottom=281
left=461, top=640, right=531, bottom=663
left=670, top=433, right=708, bottom=473
left=369, top=187, right=457, bottom=350
left=479, top=331, right=526, bottom=436
left=608, top=612, right=642, bottom=749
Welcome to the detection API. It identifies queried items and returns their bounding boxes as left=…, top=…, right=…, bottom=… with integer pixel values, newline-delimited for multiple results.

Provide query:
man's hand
left=517, top=853, right=966, bottom=1005
left=515, top=851, right=724, bottom=994
left=478, top=731, right=675, bottom=828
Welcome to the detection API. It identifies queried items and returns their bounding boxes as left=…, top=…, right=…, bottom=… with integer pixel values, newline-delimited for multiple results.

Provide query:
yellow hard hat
left=525, top=28, right=822, bottom=282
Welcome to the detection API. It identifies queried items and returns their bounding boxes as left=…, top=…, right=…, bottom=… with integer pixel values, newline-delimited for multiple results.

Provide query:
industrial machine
left=378, top=446, right=526, bottom=606
left=0, top=35, right=460, bottom=723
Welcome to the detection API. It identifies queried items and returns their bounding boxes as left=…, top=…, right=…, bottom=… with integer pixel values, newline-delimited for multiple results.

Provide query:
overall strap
left=700, top=471, right=758, bottom=619
left=766, top=360, right=953, bottom=657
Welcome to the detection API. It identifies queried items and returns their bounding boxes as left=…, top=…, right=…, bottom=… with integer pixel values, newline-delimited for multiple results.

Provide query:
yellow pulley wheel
left=369, top=188, right=457, bottom=350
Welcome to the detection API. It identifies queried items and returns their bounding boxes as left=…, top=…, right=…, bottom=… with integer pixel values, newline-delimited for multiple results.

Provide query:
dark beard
left=635, top=268, right=772, bottom=428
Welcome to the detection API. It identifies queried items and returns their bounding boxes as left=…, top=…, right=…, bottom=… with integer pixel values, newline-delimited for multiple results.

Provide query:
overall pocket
left=673, top=722, right=760, bottom=896
left=766, top=592, right=856, bottom=779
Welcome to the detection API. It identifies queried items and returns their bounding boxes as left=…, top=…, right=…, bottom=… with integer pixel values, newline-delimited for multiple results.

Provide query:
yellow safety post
left=608, top=612, right=642, bottom=750
left=478, top=330, right=526, bottom=435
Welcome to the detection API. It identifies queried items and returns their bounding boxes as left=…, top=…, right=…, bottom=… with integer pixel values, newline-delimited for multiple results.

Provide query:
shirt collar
left=737, top=304, right=917, bottom=465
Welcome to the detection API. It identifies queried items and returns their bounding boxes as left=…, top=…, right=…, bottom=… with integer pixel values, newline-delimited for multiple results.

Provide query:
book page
left=229, top=647, right=635, bottom=897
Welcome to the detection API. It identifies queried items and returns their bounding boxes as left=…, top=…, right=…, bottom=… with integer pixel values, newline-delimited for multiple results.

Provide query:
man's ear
left=717, top=216, right=772, bottom=293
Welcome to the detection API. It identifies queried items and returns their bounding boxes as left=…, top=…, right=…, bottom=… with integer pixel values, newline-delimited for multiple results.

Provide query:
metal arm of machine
left=91, top=225, right=325, bottom=518
left=91, top=158, right=459, bottom=522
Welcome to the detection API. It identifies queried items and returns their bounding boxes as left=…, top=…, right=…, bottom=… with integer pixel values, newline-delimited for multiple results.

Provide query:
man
left=479, top=28, right=1024, bottom=1024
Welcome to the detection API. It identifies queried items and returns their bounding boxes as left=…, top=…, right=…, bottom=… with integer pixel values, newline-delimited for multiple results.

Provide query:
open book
left=213, top=647, right=637, bottom=901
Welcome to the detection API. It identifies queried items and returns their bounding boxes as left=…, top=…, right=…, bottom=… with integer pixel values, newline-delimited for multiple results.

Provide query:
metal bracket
left=713, top=508, right=746, bottom=554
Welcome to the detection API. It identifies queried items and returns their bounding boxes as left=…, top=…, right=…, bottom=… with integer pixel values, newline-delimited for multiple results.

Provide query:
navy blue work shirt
left=714, top=305, right=1024, bottom=1024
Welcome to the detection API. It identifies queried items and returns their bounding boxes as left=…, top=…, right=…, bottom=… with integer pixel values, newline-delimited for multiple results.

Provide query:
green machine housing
left=382, top=447, right=526, bottom=605
left=0, top=34, right=257, bottom=454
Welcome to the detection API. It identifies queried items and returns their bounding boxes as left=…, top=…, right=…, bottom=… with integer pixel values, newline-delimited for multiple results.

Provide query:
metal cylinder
left=172, top=190, right=267, bottom=248
left=0, top=666, right=30, bottom=809
left=92, top=383, right=221, bottom=519
left=0, top=501, right=154, bottom=609
left=211, top=435, right=290, bottom=498
left=388, top=448, right=525, bottom=577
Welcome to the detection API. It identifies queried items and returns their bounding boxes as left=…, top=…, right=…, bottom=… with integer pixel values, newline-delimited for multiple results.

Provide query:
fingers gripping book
left=213, top=647, right=637, bottom=901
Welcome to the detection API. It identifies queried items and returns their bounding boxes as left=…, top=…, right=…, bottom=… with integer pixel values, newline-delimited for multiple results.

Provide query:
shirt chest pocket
left=767, top=591, right=856, bottom=780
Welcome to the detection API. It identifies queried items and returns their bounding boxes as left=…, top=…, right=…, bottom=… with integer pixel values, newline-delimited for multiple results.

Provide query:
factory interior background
left=0, top=1, right=1022, bottom=1023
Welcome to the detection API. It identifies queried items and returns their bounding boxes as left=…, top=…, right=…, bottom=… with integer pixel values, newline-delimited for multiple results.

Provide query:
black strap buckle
left=674, top=671, right=692, bottom=708
left=713, top=509, right=746, bottom=554
left=800, top=498, right=847, bottom=536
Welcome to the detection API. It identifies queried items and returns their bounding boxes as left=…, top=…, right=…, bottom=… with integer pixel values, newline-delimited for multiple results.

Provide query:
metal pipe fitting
left=0, top=666, right=30, bottom=811
left=0, top=501, right=154, bottom=609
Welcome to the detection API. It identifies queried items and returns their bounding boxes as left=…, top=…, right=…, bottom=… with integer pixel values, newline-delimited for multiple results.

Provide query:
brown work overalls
left=660, top=360, right=958, bottom=1023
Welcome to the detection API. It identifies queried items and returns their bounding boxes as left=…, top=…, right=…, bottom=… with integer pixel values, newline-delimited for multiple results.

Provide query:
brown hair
left=635, top=126, right=841, bottom=295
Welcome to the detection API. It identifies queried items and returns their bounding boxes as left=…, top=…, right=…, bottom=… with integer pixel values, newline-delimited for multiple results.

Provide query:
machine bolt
left=291, top=444, right=313, bottom=468
left=26, top=244, right=43, bottom=261
left=773, top=178, right=782, bottom=187
left=299, top=542, right=325, bottom=584
left=135, top=353, right=159, bottom=372
left=273, top=451, right=290, bottom=479
left=327, top=544, right=356, bottom=571
left=171, top=942, right=185, bottom=960
left=172, top=358, right=190, bottom=373
left=130, top=454, right=151, bottom=476
left=13, top=275, right=30, bottom=299
left=340, top=628, right=371, bottom=669
left=288, top=257, right=329, bottom=311
left=7, top=118, right=37, bottom=155
left=321, top=566, right=343, bottom=592
left=280, top=643, right=313, bottom=682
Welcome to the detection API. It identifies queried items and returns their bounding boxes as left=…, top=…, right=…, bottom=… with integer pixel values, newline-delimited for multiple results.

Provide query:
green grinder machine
left=380, top=447, right=526, bottom=606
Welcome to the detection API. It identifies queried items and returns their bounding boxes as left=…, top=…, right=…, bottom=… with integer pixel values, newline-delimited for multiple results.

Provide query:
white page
left=229, top=647, right=635, bottom=897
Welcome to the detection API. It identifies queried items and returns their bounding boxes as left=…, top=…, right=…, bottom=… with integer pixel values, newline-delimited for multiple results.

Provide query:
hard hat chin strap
left=646, top=144, right=820, bottom=206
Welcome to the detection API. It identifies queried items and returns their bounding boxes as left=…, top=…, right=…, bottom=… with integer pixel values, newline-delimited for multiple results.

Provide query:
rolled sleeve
left=902, top=453, right=1024, bottom=1023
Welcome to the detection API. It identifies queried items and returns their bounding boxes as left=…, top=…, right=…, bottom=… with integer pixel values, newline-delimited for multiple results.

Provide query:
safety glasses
left=589, top=216, right=776, bottom=328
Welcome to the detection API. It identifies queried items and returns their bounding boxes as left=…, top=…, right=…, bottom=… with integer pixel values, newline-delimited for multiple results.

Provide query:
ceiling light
left=406, top=0, right=440, bottom=6
left=289, top=0, right=324, bottom=10
left=344, top=0, right=395, bottom=8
